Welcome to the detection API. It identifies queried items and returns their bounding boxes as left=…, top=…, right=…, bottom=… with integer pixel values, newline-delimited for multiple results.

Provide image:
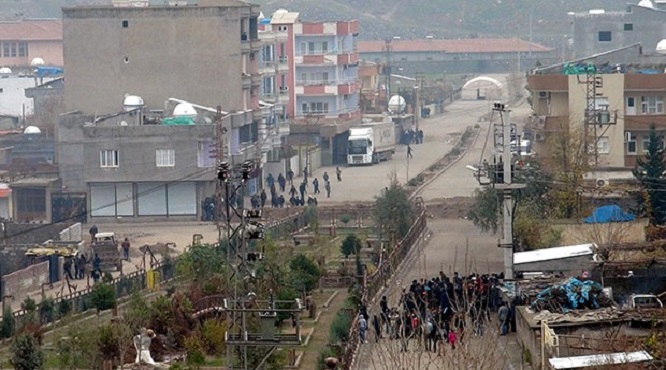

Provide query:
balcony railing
left=279, top=56, right=288, bottom=64
left=260, top=60, right=276, bottom=69
left=295, top=49, right=356, bottom=56
left=296, top=77, right=357, bottom=86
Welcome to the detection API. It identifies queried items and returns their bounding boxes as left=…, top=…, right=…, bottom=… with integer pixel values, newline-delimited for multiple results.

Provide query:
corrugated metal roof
left=359, top=38, right=552, bottom=54
left=0, top=19, right=62, bottom=41
left=514, top=244, right=595, bottom=265
left=549, top=351, right=653, bottom=369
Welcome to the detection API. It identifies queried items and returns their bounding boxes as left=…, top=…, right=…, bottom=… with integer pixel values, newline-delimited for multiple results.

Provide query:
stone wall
left=1, top=261, right=49, bottom=300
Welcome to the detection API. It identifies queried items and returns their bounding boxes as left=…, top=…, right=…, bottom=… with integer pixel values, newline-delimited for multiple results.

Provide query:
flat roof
left=514, top=244, right=595, bottom=265
left=549, top=351, right=653, bottom=369
left=359, top=38, right=552, bottom=54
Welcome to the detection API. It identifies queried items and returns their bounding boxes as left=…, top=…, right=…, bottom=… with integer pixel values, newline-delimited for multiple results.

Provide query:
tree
left=341, top=234, right=362, bottom=258
left=10, top=334, right=44, bottom=370
left=633, top=124, right=666, bottom=225
left=288, top=254, right=321, bottom=292
left=88, top=282, right=116, bottom=313
left=374, top=174, right=413, bottom=244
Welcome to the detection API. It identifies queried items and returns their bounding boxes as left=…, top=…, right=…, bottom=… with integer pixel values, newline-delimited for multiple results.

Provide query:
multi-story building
left=358, top=61, right=385, bottom=114
left=526, top=67, right=666, bottom=179
left=0, top=19, right=63, bottom=68
left=571, top=1, right=666, bottom=58
left=267, top=10, right=361, bottom=165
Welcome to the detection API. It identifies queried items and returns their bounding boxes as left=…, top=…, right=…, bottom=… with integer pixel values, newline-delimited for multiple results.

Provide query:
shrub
left=289, top=254, right=322, bottom=292
left=21, top=297, right=37, bottom=313
left=315, top=346, right=336, bottom=370
left=329, top=310, right=352, bottom=344
left=38, top=298, right=55, bottom=324
left=88, top=283, right=117, bottom=312
left=57, top=300, right=72, bottom=318
left=97, top=324, right=119, bottom=361
left=184, top=335, right=206, bottom=366
left=10, top=333, right=44, bottom=370
left=1, top=307, right=14, bottom=339
left=200, top=320, right=225, bottom=355
left=340, top=234, right=361, bottom=258
left=339, top=214, right=351, bottom=225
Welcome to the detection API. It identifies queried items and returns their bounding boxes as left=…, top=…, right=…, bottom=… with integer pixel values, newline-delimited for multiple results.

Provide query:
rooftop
left=358, top=38, right=552, bottom=54
left=0, top=19, right=62, bottom=41
left=0, top=77, right=57, bottom=117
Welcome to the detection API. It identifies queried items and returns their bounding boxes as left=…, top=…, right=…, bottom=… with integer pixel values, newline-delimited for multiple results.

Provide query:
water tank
left=638, top=0, right=654, bottom=8
left=23, top=126, right=42, bottom=135
left=30, top=58, right=45, bottom=67
left=173, top=102, right=197, bottom=117
left=123, top=95, right=144, bottom=111
left=388, top=95, right=407, bottom=114
left=656, top=39, right=666, bottom=54
left=0, top=67, right=11, bottom=75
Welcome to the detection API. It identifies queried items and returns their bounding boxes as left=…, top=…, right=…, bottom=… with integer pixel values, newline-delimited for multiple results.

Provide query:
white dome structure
left=638, top=0, right=654, bottom=8
left=30, top=58, right=45, bottom=67
left=656, top=39, right=666, bottom=54
left=23, top=126, right=42, bottom=134
left=388, top=95, right=407, bottom=114
left=0, top=67, right=11, bottom=74
left=173, top=102, right=197, bottom=117
left=123, top=95, right=144, bottom=111
left=274, top=8, right=288, bottom=15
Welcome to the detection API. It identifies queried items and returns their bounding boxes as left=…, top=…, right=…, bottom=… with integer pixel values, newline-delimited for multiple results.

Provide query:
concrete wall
left=62, top=6, right=247, bottom=114
left=573, top=5, right=666, bottom=58
left=57, top=113, right=218, bottom=191
left=555, top=220, right=646, bottom=246
left=59, top=222, right=82, bottom=242
left=515, top=255, right=594, bottom=274
left=1, top=261, right=49, bottom=300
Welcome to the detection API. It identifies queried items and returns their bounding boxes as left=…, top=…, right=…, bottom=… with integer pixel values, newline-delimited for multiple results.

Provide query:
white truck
left=347, top=120, right=396, bottom=165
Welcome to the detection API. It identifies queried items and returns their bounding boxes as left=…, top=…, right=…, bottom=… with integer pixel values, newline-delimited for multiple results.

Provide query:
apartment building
left=571, top=1, right=666, bottom=58
left=527, top=69, right=666, bottom=176
left=266, top=10, right=361, bottom=165
left=0, top=19, right=63, bottom=68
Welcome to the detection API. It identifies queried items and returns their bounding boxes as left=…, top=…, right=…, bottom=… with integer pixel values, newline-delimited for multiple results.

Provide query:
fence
left=1, top=210, right=308, bottom=330
left=340, top=199, right=427, bottom=369
left=2, top=261, right=50, bottom=301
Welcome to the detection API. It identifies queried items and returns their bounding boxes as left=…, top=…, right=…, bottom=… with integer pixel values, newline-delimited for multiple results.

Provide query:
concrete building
left=56, top=101, right=239, bottom=222
left=266, top=10, right=361, bottom=166
left=358, top=38, right=555, bottom=75
left=0, top=19, right=63, bottom=68
left=358, top=60, right=385, bottom=114
left=571, top=2, right=666, bottom=58
left=526, top=67, right=666, bottom=177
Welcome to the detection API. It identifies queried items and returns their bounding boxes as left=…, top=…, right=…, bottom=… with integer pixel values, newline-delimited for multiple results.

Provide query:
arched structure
left=461, top=76, right=504, bottom=101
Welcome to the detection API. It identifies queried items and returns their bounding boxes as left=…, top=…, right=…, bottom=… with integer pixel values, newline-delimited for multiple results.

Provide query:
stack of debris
left=531, top=278, right=613, bottom=313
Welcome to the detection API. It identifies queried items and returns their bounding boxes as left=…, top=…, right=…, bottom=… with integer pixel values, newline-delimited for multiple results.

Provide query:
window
left=597, top=137, right=610, bottom=154
left=598, top=31, right=612, bottom=42
left=641, top=135, right=652, bottom=153
left=640, top=96, right=664, bottom=114
left=309, top=102, right=329, bottom=114
left=322, top=41, right=328, bottom=53
left=156, top=149, right=175, bottom=167
left=198, top=141, right=215, bottom=167
left=308, top=42, right=315, bottom=54
left=9, top=42, right=16, bottom=57
left=302, top=103, right=308, bottom=113
left=624, top=23, right=633, bottom=31
left=122, top=20, right=129, bottom=28
left=627, top=133, right=637, bottom=154
left=2, top=42, right=9, bottom=57
left=18, top=42, right=27, bottom=57
left=100, top=150, right=119, bottom=168
left=299, top=42, right=306, bottom=54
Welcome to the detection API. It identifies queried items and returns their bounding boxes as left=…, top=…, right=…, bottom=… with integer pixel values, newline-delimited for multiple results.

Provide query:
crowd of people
left=358, top=271, right=517, bottom=354
left=250, top=167, right=343, bottom=209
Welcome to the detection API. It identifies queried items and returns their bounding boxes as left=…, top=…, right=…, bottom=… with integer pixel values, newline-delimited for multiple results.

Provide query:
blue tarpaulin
left=34, top=66, right=63, bottom=77
left=531, top=277, right=610, bottom=313
left=583, top=205, right=635, bottom=224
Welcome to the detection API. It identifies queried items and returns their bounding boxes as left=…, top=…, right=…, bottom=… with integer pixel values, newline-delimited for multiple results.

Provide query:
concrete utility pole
left=493, top=103, right=525, bottom=279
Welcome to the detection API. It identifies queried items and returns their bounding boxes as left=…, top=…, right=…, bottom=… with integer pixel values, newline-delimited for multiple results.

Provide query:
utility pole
left=493, top=103, right=525, bottom=279
left=384, top=38, right=393, bottom=103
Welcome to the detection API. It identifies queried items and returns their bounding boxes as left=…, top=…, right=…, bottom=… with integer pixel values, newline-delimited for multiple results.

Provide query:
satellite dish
left=656, top=39, right=666, bottom=54
left=23, top=126, right=42, bottom=134
left=173, top=102, right=197, bottom=117
left=119, top=120, right=128, bottom=126
left=638, top=0, right=654, bottom=8
left=30, top=58, right=45, bottom=67
left=0, top=67, right=11, bottom=74
left=388, top=95, right=407, bottom=114
left=123, top=95, right=144, bottom=111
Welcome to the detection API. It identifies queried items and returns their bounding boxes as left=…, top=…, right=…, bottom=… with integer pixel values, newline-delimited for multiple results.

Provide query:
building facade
left=0, top=19, right=63, bottom=68
left=527, top=71, right=666, bottom=176
left=358, top=38, right=554, bottom=75
left=572, top=2, right=666, bottom=58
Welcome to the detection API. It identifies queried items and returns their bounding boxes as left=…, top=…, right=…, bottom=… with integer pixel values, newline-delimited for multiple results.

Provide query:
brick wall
left=1, top=261, right=49, bottom=300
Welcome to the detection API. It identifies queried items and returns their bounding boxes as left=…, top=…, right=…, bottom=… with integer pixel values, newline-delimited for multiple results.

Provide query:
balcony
left=260, top=60, right=276, bottom=74
left=261, top=93, right=276, bottom=103
left=242, top=73, right=251, bottom=89
left=278, top=56, right=289, bottom=72
left=338, top=82, right=360, bottom=95
left=278, top=87, right=290, bottom=101
left=251, top=74, right=262, bottom=87
left=337, top=53, right=359, bottom=65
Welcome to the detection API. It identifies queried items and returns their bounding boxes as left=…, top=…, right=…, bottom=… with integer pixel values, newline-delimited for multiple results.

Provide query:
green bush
left=339, top=214, right=351, bottom=225
left=184, top=335, right=206, bottom=366
left=88, top=283, right=116, bottom=312
left=1, top=307, right=14, bottom=339
left=289, top=254, right=322, bottom=292
left=21, top=297, right=37, bottom=313
left=329, top=310, right=352, bottom=344
left=340, top=234, right=361, bottom=258
left=10, top=333, right=44, bottom=370
left=57, top=300, right=72, bottom=318
left=200, top=320, right=225, bottom=355
left=38, top=298, right=55, bottom=324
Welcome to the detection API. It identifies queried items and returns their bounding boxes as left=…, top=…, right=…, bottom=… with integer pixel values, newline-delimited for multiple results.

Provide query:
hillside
left=1, top=0, right=625, bottom=45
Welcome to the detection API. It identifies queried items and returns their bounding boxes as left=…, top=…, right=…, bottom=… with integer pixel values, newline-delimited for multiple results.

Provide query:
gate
left=52, top=193, right=87, bottom=223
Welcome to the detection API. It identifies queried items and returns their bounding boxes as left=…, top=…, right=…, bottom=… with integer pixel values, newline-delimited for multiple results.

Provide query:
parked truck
left=347, top=119, right=396, bottom=165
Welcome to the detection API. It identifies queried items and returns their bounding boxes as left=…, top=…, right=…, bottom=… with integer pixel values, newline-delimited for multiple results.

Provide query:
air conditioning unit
left=532, top=116, right=546, bottom=129
left=625, top=131, right=632, bottom=143
left=596, top=178, right=609, bottom=188
left=538, top=91, right=550, bottom=99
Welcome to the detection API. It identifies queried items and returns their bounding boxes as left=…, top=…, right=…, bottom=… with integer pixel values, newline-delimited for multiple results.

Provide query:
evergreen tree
left=633, top=124, right=666, bottom=225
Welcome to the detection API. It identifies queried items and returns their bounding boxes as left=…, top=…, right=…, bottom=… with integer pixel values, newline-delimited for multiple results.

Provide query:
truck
left=347, top=119, right=396, bottom=165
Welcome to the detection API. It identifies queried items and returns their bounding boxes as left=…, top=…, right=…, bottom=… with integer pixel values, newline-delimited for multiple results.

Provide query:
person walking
left=260, top=189, right=267, bottom=208
left=77, top=253, right=87, bottom=279
left=324, top=181, right=331, bottom=198
left=373, top=314, right=382, bottom=342
left=498, top=301, right=509, bottom=336
left=299, top=181, right=307, bottom=201
left=289, top=184, right=297, bottom=198
left=286, top=169, right=294, bottom=185
left=277, top=173, right=286, bottom=192
left=336, top=167, right=342, bottom=182
left=312, top=178, right=320, bottom=194
left=447, top=329, right=457, bottom=350
left=121, top=238, right=131, bottom=261
left=358, top=314, right=367, bottom=343
left=89, top=225, right=98, bottom=242
left=63, top=257, right=74, bottom=280
left=407, top=144, right=414, bottom=159
left=323, top=171, right=330, bottom=183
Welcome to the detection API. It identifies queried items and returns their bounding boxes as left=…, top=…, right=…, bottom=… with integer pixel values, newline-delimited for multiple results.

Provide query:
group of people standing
left=251, top=167, right=343, bottom=209
left=358, top=271, right=514, bottom=354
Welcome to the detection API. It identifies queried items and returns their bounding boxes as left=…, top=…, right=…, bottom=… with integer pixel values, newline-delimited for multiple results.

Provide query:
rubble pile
left=531, top=278, right=613, bottom=313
